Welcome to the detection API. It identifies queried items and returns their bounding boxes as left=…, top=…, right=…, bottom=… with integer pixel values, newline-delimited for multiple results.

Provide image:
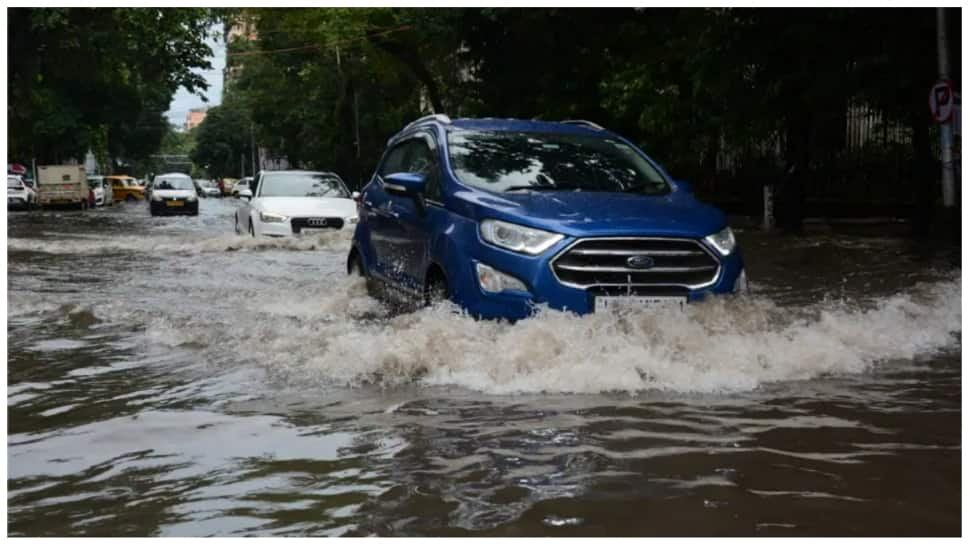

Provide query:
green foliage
left=14, top=6, right=955, bottom=202
left=8, top=8, right=216, bottom=168
left=191, top=101, right=252, bottom=178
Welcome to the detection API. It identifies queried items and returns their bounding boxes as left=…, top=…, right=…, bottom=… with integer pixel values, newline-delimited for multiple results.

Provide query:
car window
left=379, top=142, right=409, bottom=177
left=154, top=177, right=194, bottom=190
left=402, top=135, right=442, bottom=202
left=258, top=173, right=349, bottom=198
left=446, top=129, right=670, bottom=195
left=8, top=177, right=23, bottom=189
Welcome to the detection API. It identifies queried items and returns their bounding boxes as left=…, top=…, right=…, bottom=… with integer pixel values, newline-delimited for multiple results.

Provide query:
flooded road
left=7, top=198, right=961, bottom=536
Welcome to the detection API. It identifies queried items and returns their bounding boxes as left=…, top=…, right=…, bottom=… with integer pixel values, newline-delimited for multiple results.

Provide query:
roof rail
left=562, top=119, right=606, bottom=131
left=403, top=113, right=451, bottom=132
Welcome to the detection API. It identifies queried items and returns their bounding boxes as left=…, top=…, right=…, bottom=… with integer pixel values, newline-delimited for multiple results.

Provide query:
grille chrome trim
left=549, top=237, right=721, bottom=290
left=570, top=248, right=705, bottom=257
left=556, top=264, right=718, bottom=273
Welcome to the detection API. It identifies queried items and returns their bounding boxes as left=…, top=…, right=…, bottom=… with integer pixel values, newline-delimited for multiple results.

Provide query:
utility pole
left=937, top=7, right=956, bottom=209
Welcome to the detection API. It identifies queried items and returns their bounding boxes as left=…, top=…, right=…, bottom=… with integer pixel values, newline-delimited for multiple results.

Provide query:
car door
left=382, top=132, right=445, bottom=295
left=363, top=140, right=409, bottom=283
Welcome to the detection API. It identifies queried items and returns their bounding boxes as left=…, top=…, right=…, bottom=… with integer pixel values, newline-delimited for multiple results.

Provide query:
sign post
left=933, top=8, right=956, bottom=210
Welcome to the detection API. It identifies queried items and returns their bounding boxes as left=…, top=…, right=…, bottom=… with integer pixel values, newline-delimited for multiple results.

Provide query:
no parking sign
left=929, top=80, right=955, bottom=123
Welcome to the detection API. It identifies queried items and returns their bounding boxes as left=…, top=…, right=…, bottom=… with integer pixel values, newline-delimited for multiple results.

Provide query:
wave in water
left=131, top=274, right=961, bottom=395
left=7, top=231, right=352, bottom=256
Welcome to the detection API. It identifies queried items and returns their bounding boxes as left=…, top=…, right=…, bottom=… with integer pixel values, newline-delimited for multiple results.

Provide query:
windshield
left=447, top=130, right=670, bottom=195
left=258, top=173, right=349, bottom=198
left=154, top=177, right=194, bottom=191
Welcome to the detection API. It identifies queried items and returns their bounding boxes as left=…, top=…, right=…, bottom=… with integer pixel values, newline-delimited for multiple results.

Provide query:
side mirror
left=239, top=189, right=253, bottom=201
left=383, top=172, right=427, bottom=195
left=674, top=180, right=694, bottom=194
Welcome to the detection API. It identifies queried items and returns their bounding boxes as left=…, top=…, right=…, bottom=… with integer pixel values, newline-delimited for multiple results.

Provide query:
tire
left=126, top=194, right=136, bottom=202
left=347, top=251, right=365, bottom=277
left=424, top=270, right=449, bottom=307
left=249, top=220, right=255, bottom=237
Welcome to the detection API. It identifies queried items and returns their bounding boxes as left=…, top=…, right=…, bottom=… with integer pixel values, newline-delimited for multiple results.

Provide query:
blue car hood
left=455, top=189, right=726, bottom=238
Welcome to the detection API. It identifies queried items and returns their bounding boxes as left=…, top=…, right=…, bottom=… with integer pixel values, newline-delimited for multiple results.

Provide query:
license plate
left=165, top=201, right=184, bottom=207
left=594, top=295, right=686, bottom=313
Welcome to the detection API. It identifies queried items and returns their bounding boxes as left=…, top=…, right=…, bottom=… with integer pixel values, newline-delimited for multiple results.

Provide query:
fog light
left=476, top=262, right=528, bottom=294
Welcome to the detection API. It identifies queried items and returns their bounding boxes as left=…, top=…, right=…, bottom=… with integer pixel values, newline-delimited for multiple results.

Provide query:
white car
left=232, top=177, right=252, bottom=198
left=234, top=170, right=358, bottom=237
left=148, top=173, right=199, bottom=216
left=88, top=175, right=106, bottom=206
left=197, top=180, right=222, bottom=198
left=7, top=174, right=37, bottom=210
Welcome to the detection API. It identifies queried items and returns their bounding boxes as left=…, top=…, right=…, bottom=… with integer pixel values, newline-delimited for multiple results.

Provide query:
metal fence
left=704, top=102, right=916, bottom=218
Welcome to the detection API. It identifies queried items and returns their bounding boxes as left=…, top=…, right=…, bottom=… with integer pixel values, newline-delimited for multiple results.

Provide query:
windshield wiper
left=622, top=183, right=669, bottom=195
left=503, top=185, right=567, bottom=192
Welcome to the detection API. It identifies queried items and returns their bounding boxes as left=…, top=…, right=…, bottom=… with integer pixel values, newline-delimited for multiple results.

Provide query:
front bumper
left=452, top=235, right=745, bottom=320
left=150, top=200, right=199, bottom=215
left=258, top=218, right=355, bottom=237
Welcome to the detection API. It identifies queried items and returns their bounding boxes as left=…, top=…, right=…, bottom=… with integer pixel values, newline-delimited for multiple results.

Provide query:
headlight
left=704, top=226, right=736, bottom=256
left=259, top=211, right=288, bottom=223
left=479, top=219, right=563, bottom=255
left=476, top=262, right=528, bottom=294
left=187, top=194, right=197, bottom=202
left=345, top=216, right=359, bottom=225
left=151, top=193, right=162, bottom=202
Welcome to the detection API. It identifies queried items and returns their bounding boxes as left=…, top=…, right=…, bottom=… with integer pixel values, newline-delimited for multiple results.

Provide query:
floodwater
left=7, top=198, right=961, bottom=536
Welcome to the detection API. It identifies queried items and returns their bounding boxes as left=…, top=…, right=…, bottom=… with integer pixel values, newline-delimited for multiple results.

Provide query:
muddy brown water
left=6, top=199, right=961, bottom=536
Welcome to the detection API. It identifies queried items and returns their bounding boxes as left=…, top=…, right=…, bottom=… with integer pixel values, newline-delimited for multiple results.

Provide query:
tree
left=8, top=8, right=216, bottom=168
left=190, top=103, right=251, bottom=178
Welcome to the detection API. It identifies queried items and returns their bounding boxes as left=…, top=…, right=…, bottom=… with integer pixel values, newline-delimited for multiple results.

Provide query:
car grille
left=551, top=237, right=720, bottom=290
left=291, top=217, right=344, bottom=233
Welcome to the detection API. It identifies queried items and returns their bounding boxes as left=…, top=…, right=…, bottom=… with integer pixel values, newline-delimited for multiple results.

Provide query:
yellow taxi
left=107, top=175, right=146, bottom=202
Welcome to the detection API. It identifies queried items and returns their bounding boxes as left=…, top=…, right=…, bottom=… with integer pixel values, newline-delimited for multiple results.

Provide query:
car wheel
left=249, top=220, right=255, bottom=237
left=126, top=194, right=136, bottom=202
left=424, top=270, right=449, bottom=307
left=347, top=251, right=365, bottom=277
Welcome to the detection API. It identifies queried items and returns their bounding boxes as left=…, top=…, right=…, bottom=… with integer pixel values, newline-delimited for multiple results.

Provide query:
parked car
left=148, top=173, right=199, bottom=216
left=232, top=177, right=253, bottom=198
left=37, top=165, right=89, bottom=210
left=87, top=175, right=114, bottom=206
left=197, top=179, right=222, bottom=198
left=7, top=174, right=37, bottom=210
left=107, top=175, right=145, bottom=202
left=235, top=170, right=357, bottom=237
left=346, top=115, right=747, bottom=320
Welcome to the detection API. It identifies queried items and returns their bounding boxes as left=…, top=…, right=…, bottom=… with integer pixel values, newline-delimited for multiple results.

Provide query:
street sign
left=929, top=80, right=955, bottom=123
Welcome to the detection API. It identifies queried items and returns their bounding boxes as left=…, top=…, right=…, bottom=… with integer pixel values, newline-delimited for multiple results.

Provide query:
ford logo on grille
left=307, top=218, right=329, bottom=227
left=626, top=255, right=655, bottom=269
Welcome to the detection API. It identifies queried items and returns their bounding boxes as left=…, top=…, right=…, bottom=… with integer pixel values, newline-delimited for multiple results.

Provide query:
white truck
left=37, top=165, right=90, bottom=209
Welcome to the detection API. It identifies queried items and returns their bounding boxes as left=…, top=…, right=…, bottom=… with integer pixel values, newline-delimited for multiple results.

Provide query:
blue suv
left=347, top=115, right=746, bottom=320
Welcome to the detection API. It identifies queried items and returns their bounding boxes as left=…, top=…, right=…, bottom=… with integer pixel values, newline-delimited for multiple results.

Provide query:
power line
left=226, top=25, right=412, bottom=58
